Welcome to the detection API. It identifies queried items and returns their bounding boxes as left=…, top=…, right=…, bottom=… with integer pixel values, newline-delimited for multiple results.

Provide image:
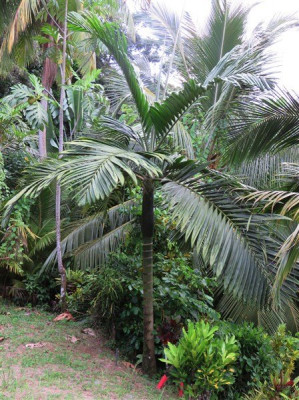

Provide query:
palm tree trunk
left=141, top=179, right=156, bottom=375
left=55, top=181, right=66, bottom=311
left=55, top=0, right=68, bottom=311
left=38, top=28, right=58, bottom=160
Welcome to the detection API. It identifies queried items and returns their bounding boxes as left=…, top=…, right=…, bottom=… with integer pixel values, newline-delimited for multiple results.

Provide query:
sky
left=130, top=0, right=299, bottom=92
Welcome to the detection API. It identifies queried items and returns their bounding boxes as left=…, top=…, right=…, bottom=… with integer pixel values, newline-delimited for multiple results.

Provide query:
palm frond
left=274, top=224, right=299, bottom=298
left=226, top=89, right=299, bottom=164
left=41, top=200, right=136, bottom=271
left=216, top=290, right=299, bottom=333
left=0, top=0, right=41, bottom=55
left=171, top=121, right=195, bottom=159
left=5, top=139, right=162, bottom=219
left=244, top=189, right=299, bottom=219
left=58, top=139, right=162, bottom=205
left=148, top=79, right=206, bottom=140
left=233, top=149, right=299, bottom=189
left=162, top=165, right=293, bottom=309
left=68, top=11, right=150, bottom=127
left=73, top=220, right=133, bottom=269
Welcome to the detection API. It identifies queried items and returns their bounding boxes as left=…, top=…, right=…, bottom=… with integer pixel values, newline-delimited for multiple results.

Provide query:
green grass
left=0, top=300, right=175, bottom=399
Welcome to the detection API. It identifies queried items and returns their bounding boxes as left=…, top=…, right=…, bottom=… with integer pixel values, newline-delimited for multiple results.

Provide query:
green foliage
left=119, top=103, right=138, bottom=126
left=271, top=324, right=299, bottom=380
left=61, top=213, right=217, bottom=356
left=219, top=322, right=280, bottom=398
left=0, top=198, right=33, bottom=275
left=219, top=323, right=299, bottom=399
left=161, top=320, right=239, bottom=399
left=3, top=74, right=50, bottom=130
left=23, top=271, right=58, bottom=306
left=65, top=253, right=217, bottom=355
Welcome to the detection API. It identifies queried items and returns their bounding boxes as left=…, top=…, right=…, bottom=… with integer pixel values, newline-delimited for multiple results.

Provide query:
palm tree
left=146, top=0, right=296, bottom=160
left=5, top=12, right=293, bottom=374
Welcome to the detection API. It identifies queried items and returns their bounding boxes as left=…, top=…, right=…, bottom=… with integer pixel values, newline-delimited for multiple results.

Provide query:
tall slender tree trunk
left=141, top=179, right=156, bottom=375
left=55, top=0, right=68, bottom=311
left=38, top=23, right=58, bottom=160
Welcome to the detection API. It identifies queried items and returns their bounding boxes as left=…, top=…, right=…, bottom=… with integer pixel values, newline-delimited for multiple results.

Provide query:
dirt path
left=0, top=301, right=175, bottom=400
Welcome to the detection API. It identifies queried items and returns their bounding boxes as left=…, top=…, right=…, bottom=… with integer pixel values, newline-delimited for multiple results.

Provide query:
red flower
left=157, top=374, right=168, bottom=390
left=178, top=382, right=184, bottom=397
left=286, top=380, right=294, bottom=387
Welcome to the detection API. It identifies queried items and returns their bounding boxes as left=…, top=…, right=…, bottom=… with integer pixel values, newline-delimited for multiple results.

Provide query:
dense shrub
left=64, top=246, right=218, bottom=358
left=161, top=320, right=239, bottom=399
left=219, top=322, right=279, bottom=398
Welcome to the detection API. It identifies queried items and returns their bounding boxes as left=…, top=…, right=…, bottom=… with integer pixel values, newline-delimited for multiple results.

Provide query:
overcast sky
left=131, top=0, right=299, bottom=92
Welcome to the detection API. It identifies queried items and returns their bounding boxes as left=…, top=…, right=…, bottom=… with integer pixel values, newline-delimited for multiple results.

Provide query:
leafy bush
left=220, top=323, right=299, bottom=399
left=250, top=325, right=299, bottom=400
left=63, top=239, right=217, bottom=357
left=24, top=270, right=58, bottom=307
left=161, top=320, right=239, bottom=399
left=219, top=322, right=279, bottom=398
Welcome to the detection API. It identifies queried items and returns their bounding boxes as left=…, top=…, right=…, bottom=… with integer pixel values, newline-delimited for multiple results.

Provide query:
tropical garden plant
left=160, top=320, right=239, bottom=399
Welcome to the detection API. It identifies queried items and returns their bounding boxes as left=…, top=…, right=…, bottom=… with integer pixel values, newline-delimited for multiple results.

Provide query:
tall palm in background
left=0, top=0, right=133, bottom=158
left=0, top=0, right=84, bottom=159
left=6, top=10, right=297, bottom=374
left=143, top=0, right=297, bottom=160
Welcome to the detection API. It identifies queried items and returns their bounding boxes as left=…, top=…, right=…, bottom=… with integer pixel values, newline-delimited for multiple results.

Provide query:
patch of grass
left=0, top=299, right=176, bottom=399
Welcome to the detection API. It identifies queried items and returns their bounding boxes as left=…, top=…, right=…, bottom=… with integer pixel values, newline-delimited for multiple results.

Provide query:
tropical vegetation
left=0, top=0, right=299, bottom=398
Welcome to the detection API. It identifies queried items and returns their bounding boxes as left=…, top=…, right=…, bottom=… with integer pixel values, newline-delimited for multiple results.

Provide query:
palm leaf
left=147, top=79, right=206, bottom=141
left=4, top=139, right=161, bottom=216
left=73, top=220, right=133, bottom=269
left=162, top=165, right=291, bottom=308
left=233, top=149, right=299, bottom=189
left=58, top=139, right=162, bottom=205
left=41, top=200, right=135, bottom=271
left=226, top=89, right=299, bottom=165
left=0, top=0, right=41, bottom=55
left=68, top=11, right=150, bottom=127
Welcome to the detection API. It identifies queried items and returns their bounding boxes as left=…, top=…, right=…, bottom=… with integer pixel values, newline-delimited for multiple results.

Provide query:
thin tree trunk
left=55, top=182, right=66, bottom=310
left=55, top=0, right=68, bottom=312
left=38, top=23, right=58, bottom=160
left=141, top=179, right=156, bottom=375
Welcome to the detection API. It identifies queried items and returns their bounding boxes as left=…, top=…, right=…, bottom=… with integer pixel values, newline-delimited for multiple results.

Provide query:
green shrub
left=63, top=245, right=217, bottom=358
left=24, top=270, right=58, bottom=307
left=219, top=322, right=279, bottom=398
left=220, top=323, right=299, bottom=399
left=161, top=320, right=239, bottom=399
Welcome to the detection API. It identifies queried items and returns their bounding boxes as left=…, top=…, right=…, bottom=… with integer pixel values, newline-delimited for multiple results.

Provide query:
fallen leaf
left=82, top=328, right=96, bottom=337
left=66, top=335, right=80, bottom=343
left=122, top=361, right=141, bottom=374
left=122, top=361, right=136, bottom=369
left=0, top=337, right=5, bottom=342
left=53, top=312, right=75, bottom=322
left=25, top=342, right=46, bottom=349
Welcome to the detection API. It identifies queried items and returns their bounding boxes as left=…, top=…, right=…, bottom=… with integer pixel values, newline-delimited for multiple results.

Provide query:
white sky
left=132, top=0, right=299, bottom=92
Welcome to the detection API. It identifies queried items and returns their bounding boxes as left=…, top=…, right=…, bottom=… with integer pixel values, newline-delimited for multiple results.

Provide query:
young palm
left=6, top=12, right=290, bottom=374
